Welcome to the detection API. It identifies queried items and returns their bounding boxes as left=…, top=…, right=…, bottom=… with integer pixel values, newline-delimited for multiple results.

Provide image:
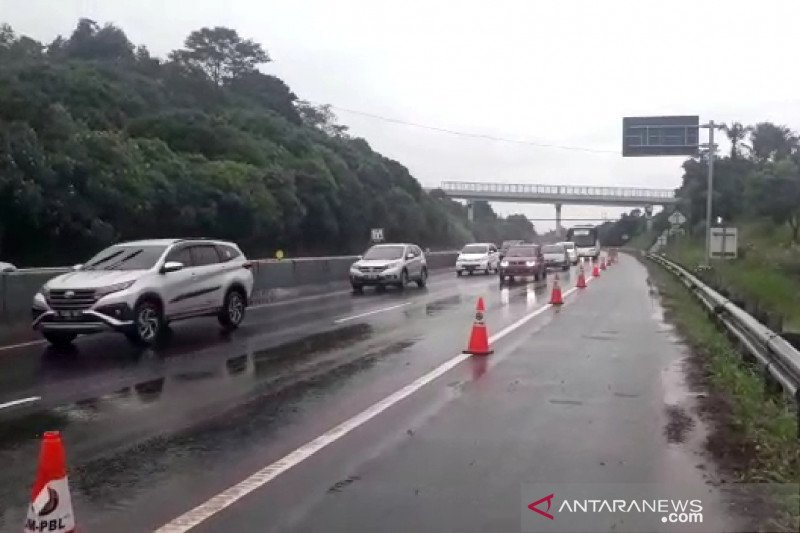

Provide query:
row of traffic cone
left=25, top=256, right=617, bottom=532
left=464, top=255, right=613, bottom=356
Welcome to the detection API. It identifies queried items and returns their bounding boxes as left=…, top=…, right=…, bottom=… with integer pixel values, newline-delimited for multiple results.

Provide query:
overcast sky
left=4, top=0, right=800, bottom=230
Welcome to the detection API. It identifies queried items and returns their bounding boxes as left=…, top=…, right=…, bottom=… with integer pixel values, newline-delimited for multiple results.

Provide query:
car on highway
left=456, top=243, right=500, bottom=276
left=542, top=243, right=570, bottom=271
left=0, top=261, right=16, bottom=272
left=32, top=238, right=254, bottom=347
left=498, top=244, right=546, bottom=284
left=349, top=243, right=427, bottom=292
left=559, top=241, right=579, bottom=265
left=499, top=240, right=525, bottom=260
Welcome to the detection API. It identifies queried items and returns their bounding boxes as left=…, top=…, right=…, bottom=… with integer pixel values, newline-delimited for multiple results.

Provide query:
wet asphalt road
left=0, top=259, right=741, bottom=532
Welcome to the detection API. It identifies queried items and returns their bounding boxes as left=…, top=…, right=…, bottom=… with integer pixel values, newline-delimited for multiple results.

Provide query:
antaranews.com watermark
left=521, top=483, right=797, bottom=532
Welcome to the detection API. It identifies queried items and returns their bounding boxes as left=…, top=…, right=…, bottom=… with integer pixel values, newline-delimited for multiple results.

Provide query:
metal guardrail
left=441, top=181, right=676, bottom=199
left=648, top=253, right=800, bottom=404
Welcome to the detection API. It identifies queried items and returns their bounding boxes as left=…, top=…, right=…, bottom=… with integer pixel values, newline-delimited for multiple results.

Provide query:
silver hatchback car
left=32, top=238, right=254, bottom=346
left=349, top=243, right=428, bottom=292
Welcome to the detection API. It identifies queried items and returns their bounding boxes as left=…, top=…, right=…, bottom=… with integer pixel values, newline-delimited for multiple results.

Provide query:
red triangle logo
left=528, top=493, right=555, bottom=520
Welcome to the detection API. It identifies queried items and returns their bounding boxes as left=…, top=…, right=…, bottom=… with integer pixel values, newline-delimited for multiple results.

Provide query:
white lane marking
left=0, top=339, right=46, bottom=353
left=333, top=302, right=412, bottom=324
left=0, top=396, right=41, bottom=410
left=155, top=278, right=589, bottom=533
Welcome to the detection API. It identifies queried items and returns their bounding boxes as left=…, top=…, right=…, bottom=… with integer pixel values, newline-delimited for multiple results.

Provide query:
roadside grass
left=666, top=220, right=800, bottom=332
left=645, top=261, right=799, bottom=530
left=626, top=230, right=656, bottom=251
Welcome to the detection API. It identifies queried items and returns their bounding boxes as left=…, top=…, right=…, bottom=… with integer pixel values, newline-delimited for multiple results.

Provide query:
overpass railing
left=440, top=181, right=675, bottom=200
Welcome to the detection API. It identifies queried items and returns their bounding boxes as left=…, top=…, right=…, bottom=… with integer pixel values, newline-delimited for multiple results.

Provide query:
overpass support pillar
left=466, top=200, right=474, bottom=222
left=555, top=203, right=563, bottom=236
left=644, top=204, right=653, bottom=232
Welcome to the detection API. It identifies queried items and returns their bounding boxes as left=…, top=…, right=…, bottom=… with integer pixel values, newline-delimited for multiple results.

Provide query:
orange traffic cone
left=464, top=297, right=492, bottom=355
left=576, top=265, right=587, bottom=288
left=25, top=432, right=75, bottom=533
left=550, top=274, right=564, bottom=305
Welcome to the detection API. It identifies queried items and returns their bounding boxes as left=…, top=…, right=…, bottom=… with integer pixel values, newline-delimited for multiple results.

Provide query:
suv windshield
left=461, top=245, right=488, bottom=254
left=542, top=245, right=563, bottom=253
left=363, top=245, right=405, bottom=260
left=505, top=246, right=538, bottom=257
left=83, top=245, right=167, bottom=271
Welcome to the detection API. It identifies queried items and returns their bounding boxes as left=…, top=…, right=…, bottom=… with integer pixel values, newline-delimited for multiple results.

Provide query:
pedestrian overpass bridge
left=436, top=181, right=677, bottom=232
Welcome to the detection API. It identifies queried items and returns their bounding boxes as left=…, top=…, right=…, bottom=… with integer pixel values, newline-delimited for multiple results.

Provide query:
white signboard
left=710, top=227, right=737, bottom=259
left=668, top=211, right=687, bottom=225
left=370, top=228, right=384, bottom=242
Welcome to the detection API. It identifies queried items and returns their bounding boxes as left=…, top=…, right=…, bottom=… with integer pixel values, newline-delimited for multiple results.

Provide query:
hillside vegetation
left=0, top=20, right=533, bottom=266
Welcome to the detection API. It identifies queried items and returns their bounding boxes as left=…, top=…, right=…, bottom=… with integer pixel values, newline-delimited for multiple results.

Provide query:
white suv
left=349, top=243, right=427, bottom=292
left=32, top=239, right=254, bottom=346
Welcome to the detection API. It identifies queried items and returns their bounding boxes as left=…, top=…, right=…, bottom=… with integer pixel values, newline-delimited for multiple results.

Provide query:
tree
left=722, top=122, right=751, bottom=159
left=749, top=159, right=800, bottom=243
left=63, top=18, right=134, bottom=61
left=169, top=27, right=270, bottom=86
left=749, top=122, right=798, bottom=163
left=296, top=101, right=349, bottom=137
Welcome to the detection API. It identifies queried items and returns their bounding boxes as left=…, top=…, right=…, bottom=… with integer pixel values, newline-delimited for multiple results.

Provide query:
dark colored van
left=498, top=244, right=546, bottom=284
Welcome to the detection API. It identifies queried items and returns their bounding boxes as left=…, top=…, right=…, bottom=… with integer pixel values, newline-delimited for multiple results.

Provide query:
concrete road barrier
left=0, top=252, right=458, bottom=327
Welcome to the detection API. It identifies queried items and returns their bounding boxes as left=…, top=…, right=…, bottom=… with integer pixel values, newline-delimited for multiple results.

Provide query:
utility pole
left=701, top=121, right=723, bottom=265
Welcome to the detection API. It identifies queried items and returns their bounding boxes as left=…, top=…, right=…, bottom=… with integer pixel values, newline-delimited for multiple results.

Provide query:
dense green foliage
left=675, top=121, right=800, bottom=242
left=0, top=20, right=533, bottom=265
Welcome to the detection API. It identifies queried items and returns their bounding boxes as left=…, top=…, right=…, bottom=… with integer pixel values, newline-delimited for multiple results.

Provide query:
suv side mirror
left=406, top=253, right=415, bottom=260
left=161, top=261, right=184, bottom=274
left=72, top=264, right=83, bottom=271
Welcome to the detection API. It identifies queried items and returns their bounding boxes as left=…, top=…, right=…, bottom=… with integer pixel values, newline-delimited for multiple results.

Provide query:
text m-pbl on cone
left=464, top=297, right=492, bottom=355
left=25, top=432, right=75, bottom=533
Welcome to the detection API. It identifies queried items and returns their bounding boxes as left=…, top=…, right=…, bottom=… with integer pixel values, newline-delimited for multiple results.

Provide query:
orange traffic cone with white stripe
left=464, top=297, right=492, bottom=355
left=24, top=431, right=75, bottom=533
left=550, top=274, right=564, bottom=305
left=576, top=264, right=587, bottom=288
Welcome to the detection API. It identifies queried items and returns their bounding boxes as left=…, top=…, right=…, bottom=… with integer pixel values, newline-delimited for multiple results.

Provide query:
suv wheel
left=416, top=268, right=428, bottom=288
left=219, top=289, right=246, bottom=329
left=43, top=331, right=77, bottom=347
left=397, top=269, right=409, bottom=290
left=127, top=299, right=163, bottom=345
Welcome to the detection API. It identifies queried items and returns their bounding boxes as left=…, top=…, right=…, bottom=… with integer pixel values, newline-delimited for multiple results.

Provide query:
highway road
left=0, top=258, right=747, bottom=532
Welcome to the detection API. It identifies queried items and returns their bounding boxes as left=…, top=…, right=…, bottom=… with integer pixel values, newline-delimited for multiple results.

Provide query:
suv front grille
left=359, top=266, right=386, bottom=273
left=47, top=289, right=97, bottom=311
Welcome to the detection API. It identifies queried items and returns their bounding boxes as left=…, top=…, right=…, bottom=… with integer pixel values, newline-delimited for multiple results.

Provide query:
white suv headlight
left=96, top=280, right=136, bottom=297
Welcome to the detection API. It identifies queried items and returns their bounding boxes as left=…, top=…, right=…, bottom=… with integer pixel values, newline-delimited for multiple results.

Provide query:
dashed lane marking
left=0, top=396, right=41, bottom=410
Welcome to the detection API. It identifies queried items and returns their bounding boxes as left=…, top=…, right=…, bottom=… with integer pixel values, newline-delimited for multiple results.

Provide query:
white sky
left=4, top=0, right=800, bottom=230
